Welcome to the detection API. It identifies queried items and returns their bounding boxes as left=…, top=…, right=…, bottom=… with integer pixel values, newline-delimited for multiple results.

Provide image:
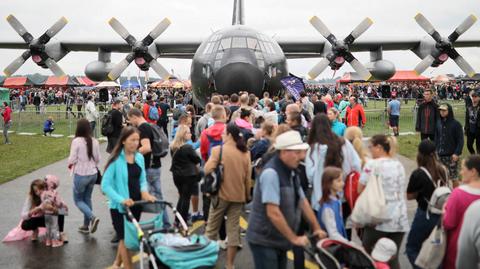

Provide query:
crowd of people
left=4, top=82, right=480, bottom=269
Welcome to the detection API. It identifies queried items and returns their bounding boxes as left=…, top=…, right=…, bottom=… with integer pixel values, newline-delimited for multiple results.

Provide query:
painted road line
left=106, top=220, right=207, bottom=268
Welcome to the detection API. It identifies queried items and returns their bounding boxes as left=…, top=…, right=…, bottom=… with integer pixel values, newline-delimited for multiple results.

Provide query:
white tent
left=95, top=81, right=120, bottom=88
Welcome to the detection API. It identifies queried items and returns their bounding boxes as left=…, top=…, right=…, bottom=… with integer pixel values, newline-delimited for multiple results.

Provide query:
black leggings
left=173, top=175, right=197, bottom=223
left=21, top=215, right=65, bottom=232
left=466, top=132, right=480, bottom=154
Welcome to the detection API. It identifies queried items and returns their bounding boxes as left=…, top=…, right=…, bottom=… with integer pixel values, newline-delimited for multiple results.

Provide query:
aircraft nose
left=214, top=62, right=265, bottom=96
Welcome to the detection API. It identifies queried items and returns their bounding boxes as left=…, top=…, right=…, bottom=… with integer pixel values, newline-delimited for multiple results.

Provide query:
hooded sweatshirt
left=435, top=103, right=464, bottom=157
left=200, top=121, right=226, bottom=161
left=416, top=100, right=439, bottom=135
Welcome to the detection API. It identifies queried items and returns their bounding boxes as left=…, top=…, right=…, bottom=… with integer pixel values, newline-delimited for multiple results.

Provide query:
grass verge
left=0, top=134, right=71, bottom=184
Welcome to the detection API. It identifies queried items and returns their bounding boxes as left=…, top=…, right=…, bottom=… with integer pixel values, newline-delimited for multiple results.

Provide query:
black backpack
left=101, top=111, right=114, bottom=136
left=200, top=143, right=224, bottom=196
left=149, top=123, right=169, bottom=158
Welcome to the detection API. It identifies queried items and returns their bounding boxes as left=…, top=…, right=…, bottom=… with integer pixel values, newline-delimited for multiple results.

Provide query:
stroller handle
left=132, top=200, right=173, bottom=208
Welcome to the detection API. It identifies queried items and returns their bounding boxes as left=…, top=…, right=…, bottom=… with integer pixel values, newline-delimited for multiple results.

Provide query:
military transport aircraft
left=0, top=0, right=479, bottom=106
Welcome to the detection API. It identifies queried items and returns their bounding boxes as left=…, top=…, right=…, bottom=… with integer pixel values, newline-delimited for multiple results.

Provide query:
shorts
left=389, top=115, right=399, bottom=127
left=110, top=208, right=141, bottom=240
left=191, top=181, right=199, bottom=196
left=439, top=155, right=459, bottom=180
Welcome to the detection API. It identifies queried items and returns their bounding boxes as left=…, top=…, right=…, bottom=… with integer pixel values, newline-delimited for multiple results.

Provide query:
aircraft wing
left=277, top=37, right=480, bottom=58
left=0, top=40, right=201, bottom=59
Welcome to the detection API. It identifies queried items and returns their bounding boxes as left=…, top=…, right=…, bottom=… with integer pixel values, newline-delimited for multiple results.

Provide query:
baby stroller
left=306, top=238, right=376, bottom=269
left=124, top=201, right=219, bottom=269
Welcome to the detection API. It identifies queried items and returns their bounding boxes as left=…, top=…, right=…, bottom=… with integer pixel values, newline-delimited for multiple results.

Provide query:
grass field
left=397, top=135, right=471, bottom=161
left=0, top=134, right=72, bottom=184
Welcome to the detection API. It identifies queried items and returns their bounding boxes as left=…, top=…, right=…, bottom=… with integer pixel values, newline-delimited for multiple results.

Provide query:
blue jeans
left=73, top=173, right=97, bottom=226
left=405, top=208, right=440, bottom=269
left=249, top=242, right=287, bottom=269
left=146, top=168, right=170, bottom=227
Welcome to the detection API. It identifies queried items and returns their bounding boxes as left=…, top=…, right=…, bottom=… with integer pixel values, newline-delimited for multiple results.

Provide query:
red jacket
left=346, top=104, right=366, bottom=128
left=2, top=106, right=11, bottom=123
left=200, top=122, right=225, bottom=162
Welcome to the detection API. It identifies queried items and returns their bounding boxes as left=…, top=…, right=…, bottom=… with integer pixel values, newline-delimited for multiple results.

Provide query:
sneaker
left=89, top=217, right=100, bottom=234
left=78, top=226, right=89, bottom=234
left=45, top=239, right=52, bottom=247
left=31, top=229, right=39, bottom=241
left=60, top=232, right=68, bottom=244
left=51, top=239, right=63, bottom=248
left=191, top=212, right=204, bottom=222
left=110, top=234, right=119, bottom=244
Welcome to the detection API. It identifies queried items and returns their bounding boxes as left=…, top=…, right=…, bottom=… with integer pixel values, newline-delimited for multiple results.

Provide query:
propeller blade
left=6, top=14, right=33, bottom=43
left=45, top=17, right=68, bottom=38
left=345, top=17, right=373, bottom=44
left=142, top=18, right=171, bottom=46
left=453, top=54, right=476, bottom=77
left=307, top=58, right=330, bottom=80
left=108, top=17, right=136, bottom=46
left=107, top=52, right=135, bottom=80
left=414, top=13, right=441, bottom=42
left=149, top=59, right=170, bottom=80
left=309, top=16, right=336, bottom=44
left=349, top=58, right=372, bottom=81
left=44, top=58, right=66, bottom=77
left=4, top=50, right=31, bottom=76
left=414, top=55, right=435, bottom=75
left=449, top=14, right=477, bottom=42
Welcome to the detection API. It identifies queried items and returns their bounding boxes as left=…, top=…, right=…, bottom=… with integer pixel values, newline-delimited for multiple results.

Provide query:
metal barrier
left=2, top=102, right=466, bottom=138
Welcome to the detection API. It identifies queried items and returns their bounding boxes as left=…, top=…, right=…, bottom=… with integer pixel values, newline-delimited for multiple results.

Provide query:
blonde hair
left=327, top=107, right=341, bottom=121
left=344, top=126, right=367, bottom=167
left=170, top=125, right=190, bottom=152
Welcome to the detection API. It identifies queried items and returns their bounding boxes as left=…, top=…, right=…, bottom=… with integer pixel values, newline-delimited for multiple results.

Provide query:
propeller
left=4, top=15, right=68, bottom=77
left=307, top=16, right=373, bottom=81
left=107, top=17, right=171, bottom=81
left=414, top=13, right=477, bottom=77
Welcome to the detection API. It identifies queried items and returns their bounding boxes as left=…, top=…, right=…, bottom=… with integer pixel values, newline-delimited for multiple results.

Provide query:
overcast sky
left=0, top=0, right=479, bottom=79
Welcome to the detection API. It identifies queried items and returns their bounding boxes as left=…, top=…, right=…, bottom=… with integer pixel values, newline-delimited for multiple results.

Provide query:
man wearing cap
left=416, top=89, right=438, bottom=141
left=435, top=103, right=464, bottom=185
left=246, top=131, right=326, bottom=269
left=106, top=99, right=124, bottom=153
left=387, top=92, right=401, bottom=136
left=464, top=89, right=480, bottom=154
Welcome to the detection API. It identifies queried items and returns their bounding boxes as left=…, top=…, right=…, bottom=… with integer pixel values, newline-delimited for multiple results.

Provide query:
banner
left=280, top=74, right=305, bottom=101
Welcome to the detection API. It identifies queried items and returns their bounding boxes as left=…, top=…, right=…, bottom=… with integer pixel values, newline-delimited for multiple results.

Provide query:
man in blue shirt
left=387, top=92, right=401, bottom=136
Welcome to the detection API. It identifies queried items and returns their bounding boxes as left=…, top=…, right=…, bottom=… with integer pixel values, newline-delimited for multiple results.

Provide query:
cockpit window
left=247, top=37, right=259, bottom=50
left=231, top=37, right=247, bottom=48
left=219, top=38, right=232, bottom=50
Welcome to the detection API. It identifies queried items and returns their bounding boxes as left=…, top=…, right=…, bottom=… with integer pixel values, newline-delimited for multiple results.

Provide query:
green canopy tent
left=0, top=87, right=10, bottom=105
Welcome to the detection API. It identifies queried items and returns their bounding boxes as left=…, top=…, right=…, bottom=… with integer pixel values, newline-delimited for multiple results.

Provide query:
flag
left=280, top=74, right=305, bottom=101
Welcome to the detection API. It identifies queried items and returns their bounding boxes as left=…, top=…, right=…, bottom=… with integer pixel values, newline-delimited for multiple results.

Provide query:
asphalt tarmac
left=0, top=143, right=417, bottom=269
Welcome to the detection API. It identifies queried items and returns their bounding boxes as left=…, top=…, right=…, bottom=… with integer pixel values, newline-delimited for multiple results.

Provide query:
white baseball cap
left=371, top=238, right=398, bottom=262
left=274, top=131, right=309, bottom=150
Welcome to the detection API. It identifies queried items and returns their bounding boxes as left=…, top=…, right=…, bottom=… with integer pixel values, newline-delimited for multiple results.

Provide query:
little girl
left=41, top=175, right=68, bottom=247
left=317, top=166, right=348, bottom=242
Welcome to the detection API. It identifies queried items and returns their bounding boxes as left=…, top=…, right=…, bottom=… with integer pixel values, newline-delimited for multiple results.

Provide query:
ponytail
left=387, top=136, right=397, bottom=157
left=227, top=123, right=248, bottom=152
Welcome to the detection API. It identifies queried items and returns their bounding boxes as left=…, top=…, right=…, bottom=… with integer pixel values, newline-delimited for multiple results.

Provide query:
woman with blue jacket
left=327, top=107, right=346, bottom=137
left=101, top=126, right=156, bottom=269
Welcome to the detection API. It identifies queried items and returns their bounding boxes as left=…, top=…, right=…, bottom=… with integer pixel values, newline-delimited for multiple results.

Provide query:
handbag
left=415, top=221, right=447, bottom=269
left=95, top=168, right=102, bottom=185
left=200, top=144, right=223, bottom=196
left=350, top=164, right=389, bottom=227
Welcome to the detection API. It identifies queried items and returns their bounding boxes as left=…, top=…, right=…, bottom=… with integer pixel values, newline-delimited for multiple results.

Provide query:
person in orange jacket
left=346, top=96, right=366, bottom=128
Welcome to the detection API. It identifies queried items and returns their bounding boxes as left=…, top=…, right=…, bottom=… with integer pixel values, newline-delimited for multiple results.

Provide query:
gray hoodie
left=457, top=199, right=480, bottom=269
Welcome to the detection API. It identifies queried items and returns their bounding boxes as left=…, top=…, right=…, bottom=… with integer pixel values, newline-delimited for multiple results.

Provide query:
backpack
left=101, top=111, right=114, bottom=136
left=149, top=124, right=169, bottom=158
left=344, top=171, right=360, bottom=210
left=172, top=106, right=184, bottom=121
left=419, top=167, right=452, bottom=217
left=206, top=135, right=223, bottom=157
left=148, top=104, right=160, bottom=121
left=200, top=143, right=224, bottom=196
